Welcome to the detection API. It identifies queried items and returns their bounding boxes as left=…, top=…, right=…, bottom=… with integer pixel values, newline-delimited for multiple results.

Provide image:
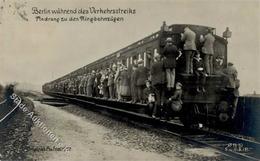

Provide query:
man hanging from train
left=200, top=28, right=215, bottom=75
left=161, top=37, right=181, bottom=91
left=193, top=51, right=207, bottom=93
left=222, top=62, right=240, bottom=119
left=151, top=54, right=166, bottom=107
left=143, top=80, right=159, bottom=118
left=164, top=82, right=183, bottom=120
left=181, top=27, right=197, bottom=74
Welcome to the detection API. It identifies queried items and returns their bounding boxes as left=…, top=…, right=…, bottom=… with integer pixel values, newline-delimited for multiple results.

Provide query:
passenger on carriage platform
left=161, top=37, right=180, bottom=91
left=76, top=76, right=81, bottom=94
left=78, top=77, right=83, bottom=94
left=114, top=63, right=123, bottom=101
left=72, top=78, right=77, bottom=95
left=222, top=62, right=238, bottom=90
left=143, top=80, right=159, bottom=118
left=130, top=64, right=138, bottom=103
left=82, top=74, right=88, bottom=95
left=136, top=59, right=149, bottom=103
left=231, top=79, right=240, bottom=119
left=165, top=82, right=183, bottom=119
left=200, top=28, right=215, bottom=75
left=87, top=70, right=96, bottom=97
left=79, top=74, right=86, bottom=94
left=98, top=83, right=104, bottom=97
left=193, top=52, right=207, bottom=93
left=214, top=55, right=224, bottom=75
left=94, top=70, right=102, bottom=97
left=222, top=62, right=239, bottom=118
left=181, top=27, right=197, bottom=74
left=119, top=66, right=131, bottom=101
left=108, top=65, right=116, bottom=99
left=151, top=54, right=166, bottom=106
left=68, top=79, right=73, bottom=94
left=101, top=69, right=109, bottom=99
left=64, top=79, right=68, bottom=93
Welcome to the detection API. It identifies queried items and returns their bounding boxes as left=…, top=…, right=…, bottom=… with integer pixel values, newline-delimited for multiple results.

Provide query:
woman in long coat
left=119, top=66, right=131, bottom=99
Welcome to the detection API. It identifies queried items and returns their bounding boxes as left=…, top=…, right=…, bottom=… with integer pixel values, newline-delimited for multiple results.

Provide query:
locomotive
left=43, top=23, right=236, bottom=128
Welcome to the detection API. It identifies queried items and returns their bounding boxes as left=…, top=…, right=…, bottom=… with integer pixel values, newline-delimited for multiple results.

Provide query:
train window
left=144, top=52, right=147, bottom=67
left=126, top=57, right=129, bottom=67
left=129, top=56, right=133, bottom=65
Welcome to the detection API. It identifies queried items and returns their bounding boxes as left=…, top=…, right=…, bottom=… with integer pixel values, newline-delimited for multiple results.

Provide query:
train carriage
left=43, top=23, right=234, bottom=128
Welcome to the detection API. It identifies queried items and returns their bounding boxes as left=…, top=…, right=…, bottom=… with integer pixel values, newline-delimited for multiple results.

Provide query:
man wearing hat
left=222, top=62, right=239, bottom=118
left=87, top=70, right=96, bottom=97
left=162, top=37, right=180, bottom=90
left=200, top=28, right=215, bottom=75
left=181, top=27, right=197, bottom=74
left=163, top=82, right=183, bottom=120
left=151, top=54, right=166, bottom=106
left=223, top=62, right=238, bottom=89
left=214, top=55, right=224, bottom=75
left=143, top=79, right=159, bottom=118
left=136, top=59, right=149, bottom=103
left=108, top=67, right=116, bottom=99
left=193, top=51, right=207, bottom=93
left=130, top=64, right=138, bottom=103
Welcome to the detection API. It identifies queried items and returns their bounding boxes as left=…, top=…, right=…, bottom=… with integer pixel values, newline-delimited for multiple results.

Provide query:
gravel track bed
left=0, top=98, right=34, bottom=161
left=58, top=104, right=233, bottom=161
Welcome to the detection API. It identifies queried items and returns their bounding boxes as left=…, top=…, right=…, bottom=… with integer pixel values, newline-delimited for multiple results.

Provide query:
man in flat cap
left=181, top=27, right=197, bottom=74
left=162, top=37, right=180, bottom=91
left=200, top=28, right=215, bottom=75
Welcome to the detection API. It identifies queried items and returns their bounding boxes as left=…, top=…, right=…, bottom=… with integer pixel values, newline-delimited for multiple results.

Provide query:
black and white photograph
left=0, top=0, right=259, bottom=160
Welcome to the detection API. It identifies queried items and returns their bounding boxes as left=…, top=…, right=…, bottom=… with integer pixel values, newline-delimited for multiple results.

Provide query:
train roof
left=50, top=24, right=227, bottom=83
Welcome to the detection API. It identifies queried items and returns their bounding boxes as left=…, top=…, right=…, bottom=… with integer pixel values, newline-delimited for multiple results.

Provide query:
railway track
left=0, top=98, right=19, bottom=126
left=45, top=92, right=260, bottom=161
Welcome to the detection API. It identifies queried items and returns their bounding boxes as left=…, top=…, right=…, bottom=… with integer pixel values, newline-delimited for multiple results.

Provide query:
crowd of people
left=47, top=24, right=240, bottom=119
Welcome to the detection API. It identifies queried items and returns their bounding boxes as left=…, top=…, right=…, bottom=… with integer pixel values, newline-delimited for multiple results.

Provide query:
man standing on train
left=222, top=62, right=239, bottom=119
left=200, top=28, right=215, bottom=75
left=151, top=54, right=166, bottom=106
left=162, top=37, right=181, bottom=91
left=181, top=27, right=197, bottom=74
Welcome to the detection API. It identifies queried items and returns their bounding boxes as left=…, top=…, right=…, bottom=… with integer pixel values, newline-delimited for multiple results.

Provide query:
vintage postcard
left=0, top=0, right=259, bottom=161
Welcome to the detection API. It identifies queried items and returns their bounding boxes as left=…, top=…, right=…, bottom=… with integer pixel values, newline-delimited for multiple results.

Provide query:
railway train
left=43, top=23, right=241, bottom=129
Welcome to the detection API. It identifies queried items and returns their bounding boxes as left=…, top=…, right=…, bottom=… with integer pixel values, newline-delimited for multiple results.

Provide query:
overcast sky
left=0, top=0, right=259, bottom=94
